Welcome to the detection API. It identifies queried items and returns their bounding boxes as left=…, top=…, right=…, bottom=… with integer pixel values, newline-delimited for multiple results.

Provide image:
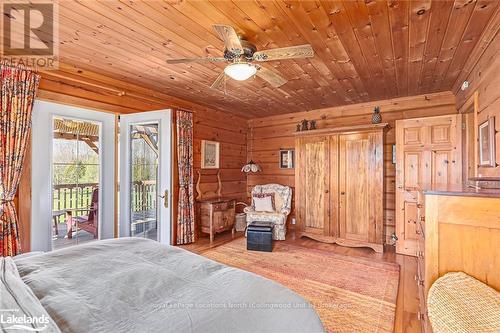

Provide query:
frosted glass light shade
left=224, top=63, right=257, bottom=81
left=241, top=160, right=261, bottom=173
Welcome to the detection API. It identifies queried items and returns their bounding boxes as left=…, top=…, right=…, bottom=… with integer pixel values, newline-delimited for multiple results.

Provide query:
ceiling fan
left=166, top=24, right=314, bottom=89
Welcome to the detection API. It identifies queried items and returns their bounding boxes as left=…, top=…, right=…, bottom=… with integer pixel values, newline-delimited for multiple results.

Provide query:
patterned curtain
left=0, top=64, right=40, bottom=256
left=176, top=110, right=195, bottom=244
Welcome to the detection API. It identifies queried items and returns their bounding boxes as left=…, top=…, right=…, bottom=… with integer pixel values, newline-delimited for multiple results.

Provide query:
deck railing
left=53, top=181, right=157, bottom=223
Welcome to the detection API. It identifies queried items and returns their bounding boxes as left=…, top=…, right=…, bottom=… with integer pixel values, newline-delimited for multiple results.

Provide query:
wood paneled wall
left=18, top=70, right=247, bottom=250
left=190, top=108, right=248, bottom=205
left=455, top=13, right=500, bottom=178
left=247, top=91, right=457, bottom=243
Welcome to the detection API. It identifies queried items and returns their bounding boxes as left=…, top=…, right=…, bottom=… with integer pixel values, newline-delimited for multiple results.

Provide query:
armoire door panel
left=304, top=141, right=326, bottom=231
left=296, top=136, right=330, bottom=236
left=339, top=133, right=374, bottom=243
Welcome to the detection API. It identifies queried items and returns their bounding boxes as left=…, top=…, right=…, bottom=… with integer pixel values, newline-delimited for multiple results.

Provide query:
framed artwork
left=201, top=140, right=220, bottom=169
left=478, top=117, right=496, bottom=167
left=279, top=149, right=295, bottom=169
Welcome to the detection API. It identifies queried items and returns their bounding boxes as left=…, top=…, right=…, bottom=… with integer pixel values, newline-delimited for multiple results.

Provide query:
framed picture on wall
left=478, top=117, right=496, bottom=167
left=201, top=140, right=220, bottom=169
left=279, top=149, right=295, bottom=169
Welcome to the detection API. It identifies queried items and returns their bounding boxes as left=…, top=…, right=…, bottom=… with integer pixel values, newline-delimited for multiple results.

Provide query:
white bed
left=3, top=238, right=324, bottom=333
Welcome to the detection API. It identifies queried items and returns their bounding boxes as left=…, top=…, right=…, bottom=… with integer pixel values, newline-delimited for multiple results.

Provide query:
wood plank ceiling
left=26, top=1, right=500, bottom=117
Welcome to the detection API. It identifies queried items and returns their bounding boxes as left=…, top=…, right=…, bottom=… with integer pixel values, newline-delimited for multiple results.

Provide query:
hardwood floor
left=180, top=229, right=421, bottom=333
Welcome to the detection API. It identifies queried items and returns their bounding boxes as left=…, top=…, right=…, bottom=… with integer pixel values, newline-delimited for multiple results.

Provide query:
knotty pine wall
left=455, top=26, right=500, bottom=178
left=18, top=72, right=247, bottom=250
left=188, top=108, right=247, bottom=202
left=247, top=91, right=457, bottom=243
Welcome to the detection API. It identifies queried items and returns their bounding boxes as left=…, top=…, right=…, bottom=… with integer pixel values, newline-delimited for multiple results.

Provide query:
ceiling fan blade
left=256, top=67, right=287, bottom=88
left=253, top=44, right=314, bottom=61
left=210, top=71, right=226, bottom=90
left=212, top=24, right=244, bottom=55
left=166, top=57, right=226, bottom=64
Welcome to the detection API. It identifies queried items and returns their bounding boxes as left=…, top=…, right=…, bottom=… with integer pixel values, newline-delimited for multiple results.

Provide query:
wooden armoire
left=395, top=114, right=462, bottom=256
left=295, top=124, right=387, bottom=253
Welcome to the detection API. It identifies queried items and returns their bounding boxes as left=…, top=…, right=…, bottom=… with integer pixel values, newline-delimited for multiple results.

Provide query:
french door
left=119, top=110, right=172, bottom=245
left=31, top=100, right=116, bottom=252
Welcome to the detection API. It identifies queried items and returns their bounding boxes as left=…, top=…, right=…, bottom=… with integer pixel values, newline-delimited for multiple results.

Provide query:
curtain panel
left=0, top=64, right=40, bottom=256
left=176, top=110, right=195, bottom=245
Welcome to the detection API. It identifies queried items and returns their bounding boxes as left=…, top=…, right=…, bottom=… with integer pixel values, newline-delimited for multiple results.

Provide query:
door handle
left=159, top=190, right=169, bottom=208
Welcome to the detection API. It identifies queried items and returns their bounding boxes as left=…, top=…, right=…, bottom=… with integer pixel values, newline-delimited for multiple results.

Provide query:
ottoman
left=247, top=221, right=273, bottom=252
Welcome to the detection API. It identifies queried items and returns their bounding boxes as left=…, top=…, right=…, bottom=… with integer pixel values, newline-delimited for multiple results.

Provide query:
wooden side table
left=197, top=198, right=236, bottom=242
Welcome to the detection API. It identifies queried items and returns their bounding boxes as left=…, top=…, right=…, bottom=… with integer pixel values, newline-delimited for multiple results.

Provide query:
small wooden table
left=52, top=210, right=66, bottom=236
left=197, top=198, right=236, bottom=242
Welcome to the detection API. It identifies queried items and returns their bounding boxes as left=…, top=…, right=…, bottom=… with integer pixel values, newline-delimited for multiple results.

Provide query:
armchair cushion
left=245, top=212, right=287, bottom=225
left=252, top=193, right=275, bottom=212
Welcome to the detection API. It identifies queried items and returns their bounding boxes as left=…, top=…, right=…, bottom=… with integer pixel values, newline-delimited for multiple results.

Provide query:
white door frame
left=119, top=110, right=172, bottom=245
left=30, top=100, right=116, bottom=252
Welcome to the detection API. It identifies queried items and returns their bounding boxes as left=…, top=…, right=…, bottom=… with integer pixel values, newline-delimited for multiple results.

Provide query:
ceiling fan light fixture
left=224, top=63, right=257, bottom=81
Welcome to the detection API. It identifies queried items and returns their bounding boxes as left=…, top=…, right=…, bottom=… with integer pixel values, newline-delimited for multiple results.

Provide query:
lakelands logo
left=1, top=1, right=59, bottom=69
left=1, top=311, right=50, bottom=331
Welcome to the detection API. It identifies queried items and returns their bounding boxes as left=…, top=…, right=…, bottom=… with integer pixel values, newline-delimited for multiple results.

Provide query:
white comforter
left=14, top=238, right=324, bottom=333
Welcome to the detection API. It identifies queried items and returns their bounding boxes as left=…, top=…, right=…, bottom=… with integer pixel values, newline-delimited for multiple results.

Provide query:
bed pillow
left=0, top=257, right=61, bottom=333
left=252, top=193, right=275, bottom=212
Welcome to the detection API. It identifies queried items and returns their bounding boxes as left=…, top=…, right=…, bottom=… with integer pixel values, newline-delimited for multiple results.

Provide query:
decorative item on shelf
left=300, top=119, right=309, bottom=131
left=279, top=149, right=295, bottom=169
left=310, top=120, right=317, bottom=130
left=296, top=119, right=317, bottom=131
left=478, top=117, right=496, bottom=167
left=242, top=126, right=261, bottom=173
left=201, top=140, right=220, bottom=169
left=372, top=106, right=382, bottom=124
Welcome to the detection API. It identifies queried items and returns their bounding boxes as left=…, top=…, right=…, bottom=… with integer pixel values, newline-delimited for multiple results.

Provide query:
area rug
left=200, top=238, right=399, bottom=333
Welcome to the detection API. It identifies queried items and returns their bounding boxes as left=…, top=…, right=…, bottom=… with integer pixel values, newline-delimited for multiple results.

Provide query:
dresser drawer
left=213, top=200, right=236, bottom=211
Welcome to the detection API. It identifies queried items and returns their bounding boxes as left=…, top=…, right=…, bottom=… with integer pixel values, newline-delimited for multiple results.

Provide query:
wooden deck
left=180, top=229, right=421, bottom=333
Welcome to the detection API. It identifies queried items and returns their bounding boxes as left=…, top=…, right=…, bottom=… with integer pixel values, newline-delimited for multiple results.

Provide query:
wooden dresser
left=197, top=198, right=235, bottom=242
left=413, top=184, right=500, bottom=332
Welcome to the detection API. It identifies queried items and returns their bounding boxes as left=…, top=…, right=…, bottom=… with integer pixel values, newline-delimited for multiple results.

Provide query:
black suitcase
left=247, top=221, right=273, bottom=252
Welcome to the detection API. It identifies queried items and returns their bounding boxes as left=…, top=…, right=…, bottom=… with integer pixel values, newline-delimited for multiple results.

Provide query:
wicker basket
left=235, top=213, right=247, bottom=232
left=427, top=272, right=500, bottom=333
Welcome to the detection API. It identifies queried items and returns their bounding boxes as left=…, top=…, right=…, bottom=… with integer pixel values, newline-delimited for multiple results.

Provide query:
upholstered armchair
left=244, top=184, right=292, bottom=240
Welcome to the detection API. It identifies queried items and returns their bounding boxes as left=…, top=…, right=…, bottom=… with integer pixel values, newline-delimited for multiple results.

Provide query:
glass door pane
left=52, top=117, right=100, bottom=250
left=130, top=124, right=159, bottom=240
left=119, top=110, right=171, bottom=244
